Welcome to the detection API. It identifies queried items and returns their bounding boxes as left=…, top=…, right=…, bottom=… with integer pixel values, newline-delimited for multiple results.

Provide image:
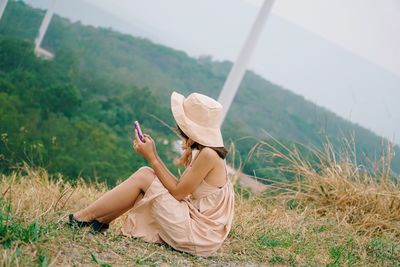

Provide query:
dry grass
left=253, top=135, right=400, bottom=237
left=0, top=137, right=400, bottom=266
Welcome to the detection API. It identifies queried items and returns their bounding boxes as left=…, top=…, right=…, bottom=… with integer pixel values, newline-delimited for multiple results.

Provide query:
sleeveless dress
left=119, top=149, right=235, bottom=257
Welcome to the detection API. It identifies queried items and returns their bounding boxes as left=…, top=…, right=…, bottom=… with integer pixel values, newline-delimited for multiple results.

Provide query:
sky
left=84, top=0, right=400, bottom=77
left=24, top=0, right=400, bottom=144
left=249, top=0, right=400, bottom=77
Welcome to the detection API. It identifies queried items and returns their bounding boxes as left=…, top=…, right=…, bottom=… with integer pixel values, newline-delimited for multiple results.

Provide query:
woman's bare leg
left=73, top=167, right=155, bottom=223
left=95, top=193, right=144, bottom=224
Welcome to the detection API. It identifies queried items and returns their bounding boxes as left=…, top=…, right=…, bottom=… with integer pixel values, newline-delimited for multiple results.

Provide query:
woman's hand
left=133, top=130, right=158, bottom=162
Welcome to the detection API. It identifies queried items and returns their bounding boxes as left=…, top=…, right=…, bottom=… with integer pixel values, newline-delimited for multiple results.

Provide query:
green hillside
left=0, top=1, right=398, bottom=183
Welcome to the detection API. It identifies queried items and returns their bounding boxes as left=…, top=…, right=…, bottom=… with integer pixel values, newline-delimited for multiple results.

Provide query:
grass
left=0, top=138, right=400, bottom=266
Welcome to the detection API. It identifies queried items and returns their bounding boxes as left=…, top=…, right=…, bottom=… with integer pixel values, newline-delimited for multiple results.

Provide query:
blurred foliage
left=0, top=36, right=176, bottom=186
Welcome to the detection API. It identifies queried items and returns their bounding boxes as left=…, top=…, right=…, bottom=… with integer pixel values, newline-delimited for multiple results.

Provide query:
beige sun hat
left=171, top=91, right=224, bottom=147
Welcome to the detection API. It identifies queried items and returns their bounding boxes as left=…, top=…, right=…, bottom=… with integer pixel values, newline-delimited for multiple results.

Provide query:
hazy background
left=26, top=0, right=400, bottom=144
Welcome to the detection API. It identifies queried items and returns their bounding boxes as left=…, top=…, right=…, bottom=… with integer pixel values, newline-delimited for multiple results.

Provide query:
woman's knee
left=128, top=166, right=155, bottom=189
left=128, top=166, right=153, bottom=179
left=137, top=166, right=154, bottom=174
left=136, top=166, right=155, bottom=180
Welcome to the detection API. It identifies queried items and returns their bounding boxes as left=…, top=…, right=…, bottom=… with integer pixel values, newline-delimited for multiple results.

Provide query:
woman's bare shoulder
left=198, top=147, right=219, bottom=160
left=190, top=147, right=219, bottom=167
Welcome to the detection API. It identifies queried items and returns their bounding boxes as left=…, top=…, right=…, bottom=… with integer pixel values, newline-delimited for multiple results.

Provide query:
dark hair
left=175, top=124, right=228, bottom=159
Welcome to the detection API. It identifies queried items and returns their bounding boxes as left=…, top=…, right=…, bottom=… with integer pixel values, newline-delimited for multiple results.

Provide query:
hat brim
left=171, top=91, right=224, bottom=147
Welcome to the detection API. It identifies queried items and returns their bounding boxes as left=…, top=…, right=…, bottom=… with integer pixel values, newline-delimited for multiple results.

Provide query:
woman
left=68, top=91, right=235, bottom=257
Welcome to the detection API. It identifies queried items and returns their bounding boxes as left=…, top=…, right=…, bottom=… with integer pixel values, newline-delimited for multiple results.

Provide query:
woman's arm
left=133, top=131, right=215, bottom=200
left=149, top=147, right=216, bottom=200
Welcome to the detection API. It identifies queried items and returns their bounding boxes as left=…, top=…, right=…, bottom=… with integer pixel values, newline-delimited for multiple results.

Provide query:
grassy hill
left=1, top=143, right=399, bottom=265
left=0, top=1, right=399, bottom=183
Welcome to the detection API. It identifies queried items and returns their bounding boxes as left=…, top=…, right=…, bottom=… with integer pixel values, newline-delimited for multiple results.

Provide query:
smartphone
left=133, top=121, right=145, bottom=142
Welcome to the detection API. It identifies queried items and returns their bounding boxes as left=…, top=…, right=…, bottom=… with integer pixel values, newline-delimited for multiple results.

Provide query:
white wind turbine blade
left=218, top=0, right=276, bottom=124
left=34, top=0, right=57, bottom=59
left=35, top=0, right=58, bottom=49
left=0, top=0, right=8, bottom=20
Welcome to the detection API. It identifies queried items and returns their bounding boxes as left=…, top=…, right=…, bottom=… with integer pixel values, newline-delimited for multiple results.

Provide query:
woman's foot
left=68, top=212, right=110, bottom=234
left=68, top=213, right=93, bottom=228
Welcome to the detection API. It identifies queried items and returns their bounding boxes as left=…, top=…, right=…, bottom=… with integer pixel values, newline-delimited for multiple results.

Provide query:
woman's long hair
left=175, top=125, right=228, bottom=166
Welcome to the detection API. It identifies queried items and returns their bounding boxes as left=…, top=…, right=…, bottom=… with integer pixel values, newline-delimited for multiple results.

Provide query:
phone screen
left=134, top=121, right=144, bottom=142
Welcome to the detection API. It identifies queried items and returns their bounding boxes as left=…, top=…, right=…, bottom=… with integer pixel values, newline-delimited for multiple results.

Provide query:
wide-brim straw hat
left=171, top=91, right=224, bottom=147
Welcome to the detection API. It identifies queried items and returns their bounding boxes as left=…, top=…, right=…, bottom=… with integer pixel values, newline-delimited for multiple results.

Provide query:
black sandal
left=90, top=219, right=109, bottom=233
left=68, top=213, right=93, bottom=228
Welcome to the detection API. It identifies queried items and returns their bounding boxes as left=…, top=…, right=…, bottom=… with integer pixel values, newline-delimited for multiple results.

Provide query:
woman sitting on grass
left=68, top=91, right=235, bottom=257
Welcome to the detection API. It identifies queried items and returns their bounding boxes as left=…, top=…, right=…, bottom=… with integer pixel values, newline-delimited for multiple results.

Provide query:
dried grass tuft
left=254, top=133, right=400, bottom=236
left=1, top=163, right=108, bottom=224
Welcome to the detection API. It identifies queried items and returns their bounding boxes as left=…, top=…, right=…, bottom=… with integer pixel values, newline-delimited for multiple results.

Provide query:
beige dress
left=120, top=150, right=235, bottom=257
